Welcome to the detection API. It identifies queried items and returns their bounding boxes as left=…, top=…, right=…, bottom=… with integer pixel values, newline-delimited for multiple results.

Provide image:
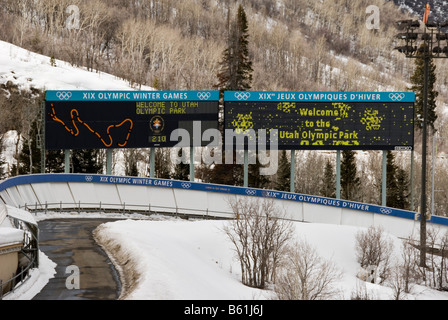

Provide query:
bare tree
left=274, top=239, right=342, bottom=300
left=401, top=237, right=420, bottom=291
left=388, top=265, right=409, bottom=300
left=350, top=279, right=376, bottom=300
left=387, top=237, right=420, bottom=299
left=426, top=227, right=448, bottom=290
left=355, top=225, right=394, bottom=284
left=223, top=197, right=294, bottom=289
left=115, top=18, right=154, bottom=87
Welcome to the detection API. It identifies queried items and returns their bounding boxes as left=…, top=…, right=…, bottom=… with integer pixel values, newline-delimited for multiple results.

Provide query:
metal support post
left=431, top=132, right=436, bottom=216
left=419, top=55, right=430, bottom=267
left=190, top=146, right=195, bottom=182
left=382, top=150, right=387, bottom=206
left=244, top=149, right=248, bottom=187
left=106, top=149, right=113, bottom=175
left=150, top=148, right=155, bottom=178
left=410, top=149, right=414, bottom=211
left=40, top=102, right=45, bottom=173
left=64, top=150, right=70, bottom=173
left=290, top=150, right=295, bottom=193
left=336, top=150, right=341, bottom=199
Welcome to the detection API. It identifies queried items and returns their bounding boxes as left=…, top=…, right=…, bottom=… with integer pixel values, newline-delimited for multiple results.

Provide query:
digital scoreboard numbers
left=224, top=91, right=415, bottom=150
left=45, top=90, right=219, bottom=150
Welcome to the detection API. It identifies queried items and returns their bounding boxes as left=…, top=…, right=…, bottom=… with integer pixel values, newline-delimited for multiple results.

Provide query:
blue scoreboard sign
left=45, top=90, right=219, bottom=149
left=224, top=91, right=415, bottom=150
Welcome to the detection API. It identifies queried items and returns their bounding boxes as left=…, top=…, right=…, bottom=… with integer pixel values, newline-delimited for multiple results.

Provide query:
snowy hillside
left=0, top=40, right=153, bottom=92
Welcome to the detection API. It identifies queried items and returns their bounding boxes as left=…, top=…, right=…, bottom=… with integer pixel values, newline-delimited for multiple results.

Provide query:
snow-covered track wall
left=1, top=174, right=447, bottom=238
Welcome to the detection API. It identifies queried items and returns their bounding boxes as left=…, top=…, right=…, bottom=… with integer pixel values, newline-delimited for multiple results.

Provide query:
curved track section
left=1, top=173, right=448, bottom=238
left=32, top=218, right=121, bottom=300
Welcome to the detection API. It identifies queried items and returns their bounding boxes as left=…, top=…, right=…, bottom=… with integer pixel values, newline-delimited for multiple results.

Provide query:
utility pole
left=394, top=7, right=447, bottom=267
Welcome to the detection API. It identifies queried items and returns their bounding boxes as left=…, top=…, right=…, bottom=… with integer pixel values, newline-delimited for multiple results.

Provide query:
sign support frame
left=382, top=150, right=387, bottom=206
left=64, top=150, right=70, bottom=173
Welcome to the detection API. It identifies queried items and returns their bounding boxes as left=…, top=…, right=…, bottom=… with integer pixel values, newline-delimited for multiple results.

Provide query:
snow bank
left=0, top=226, right=24, bottom=246
left=95, top=219, right=272, bottom=300
left=94, top=217, right=448, bottom=300
left=0, top=40, right=153, bottom=92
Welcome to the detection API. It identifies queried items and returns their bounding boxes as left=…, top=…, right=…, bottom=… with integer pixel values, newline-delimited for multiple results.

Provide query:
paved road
left=32, top=219, right=121, bottom=300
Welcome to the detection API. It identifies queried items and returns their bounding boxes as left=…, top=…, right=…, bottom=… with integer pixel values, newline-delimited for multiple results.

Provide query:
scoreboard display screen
left=224, top=91, right=415, bottom=150
left=45, top=90, right=219, bottom=150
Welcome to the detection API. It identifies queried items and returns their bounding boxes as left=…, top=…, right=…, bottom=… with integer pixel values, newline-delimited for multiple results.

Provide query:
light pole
left=394, top=16, right=448, bottom=268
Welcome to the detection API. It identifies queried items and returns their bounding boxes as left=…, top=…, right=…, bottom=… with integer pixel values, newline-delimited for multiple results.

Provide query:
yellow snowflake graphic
left=231, top=113, right=254, bottom=134
left=361, top=109, right=383, bottom=130
left=277, top=102, right=296, bottom=113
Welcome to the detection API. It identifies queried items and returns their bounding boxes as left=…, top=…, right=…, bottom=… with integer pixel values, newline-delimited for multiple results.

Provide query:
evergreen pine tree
left=71, top=149, right=103, bottom=173
left=215, top=4, right=253, bottom=94
left=17, top=120, right=64, bottom=174
left=50, top=55, right=56, bottom=67
left=152, top=77, right=161, bottom=90
left=0, top=155, right=5, bottom=180
left=207, top=152, right=243, bottom=186
left=212, top=4, right=254, bottom=186
left=248, top=157, right=269, bottom=189
left=127, top=161, right=138, bottom=176
left=340, top=150, right=360, bottom=200
left=395, top=168, right=410, bottom=210
left=172, top=149, right=190, bottom=181
left=46, top=150, right=65, bottom=173
left=385, top=151, right=410, bottom=209
left=0, top=141, right=6, bottom=179
left=154, top=149, right=171, bottom=179
left=18, top=121, right=41, bottom=175
left=386, top=151, right=399, bottom=208
left=275, top=150, right=290, bottom=192
left=321, top=159, right=336, bottom=198
left=408, top=48, right=438, bottom=131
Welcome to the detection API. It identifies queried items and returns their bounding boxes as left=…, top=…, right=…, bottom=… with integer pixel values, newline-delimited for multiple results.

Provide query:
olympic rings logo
left=235, top=92, right=251, bottom=101
left=56, top=91, right=72, bottom=100
left=197, top=92, right=211, bottom=100
left=380, top=207, right=393, bottom=214
left=85, top=175, right=93, bottom=182
left=245, top=189, right=256, bottom=196
left=181, top=182, right=192, bottom=189
left=389, top=93, right=405, bottom=101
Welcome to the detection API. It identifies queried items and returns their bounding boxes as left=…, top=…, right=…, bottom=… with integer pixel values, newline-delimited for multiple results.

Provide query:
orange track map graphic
left=49, top=104, right=133, bottom=147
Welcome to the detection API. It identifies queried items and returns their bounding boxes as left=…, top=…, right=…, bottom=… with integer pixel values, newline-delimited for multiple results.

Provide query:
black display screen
left=45, top=90, right=219, bottom=150
left=224, top=92, right=414, bottom=150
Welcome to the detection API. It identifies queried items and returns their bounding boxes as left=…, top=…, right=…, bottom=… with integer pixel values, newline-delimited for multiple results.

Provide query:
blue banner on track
left=0, top=174, right=428, bottom=224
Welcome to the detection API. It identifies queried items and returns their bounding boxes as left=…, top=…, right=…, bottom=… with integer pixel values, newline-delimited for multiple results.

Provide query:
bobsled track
left=1, top=173, right=448, bottom=239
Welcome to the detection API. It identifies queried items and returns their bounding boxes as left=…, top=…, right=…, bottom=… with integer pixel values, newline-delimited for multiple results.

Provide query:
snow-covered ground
left=0, top=40, right=153, bottom=92
left=4, top=212, right=448, bottom=301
